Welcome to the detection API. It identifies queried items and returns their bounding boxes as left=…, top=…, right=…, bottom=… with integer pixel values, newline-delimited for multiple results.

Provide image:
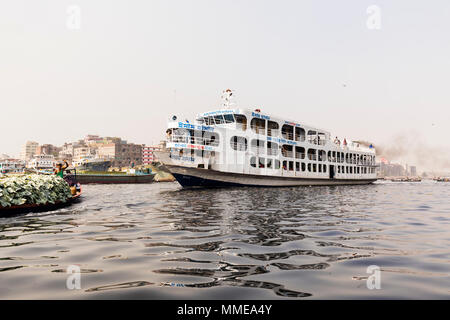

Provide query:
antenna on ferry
left=221, top=89, right=235, bottom=108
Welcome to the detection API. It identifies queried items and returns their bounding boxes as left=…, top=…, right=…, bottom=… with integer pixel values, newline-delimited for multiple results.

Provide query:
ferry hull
left=166, top=165, right=377, bottom=188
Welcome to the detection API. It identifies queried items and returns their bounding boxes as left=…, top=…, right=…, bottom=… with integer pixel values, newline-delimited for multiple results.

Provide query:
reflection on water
left=0, top=181, right=449, bottom=299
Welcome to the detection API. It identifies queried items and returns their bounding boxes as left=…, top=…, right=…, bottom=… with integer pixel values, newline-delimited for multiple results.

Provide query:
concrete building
left=142, top=145, right=161, bottom=165
left=73, top=146, right=96, bottom=162
left=36, top=144, right=61, bottom=157
left=98, top=142, right=143, bottom=168
left=20, top=141, right=39, bottom=161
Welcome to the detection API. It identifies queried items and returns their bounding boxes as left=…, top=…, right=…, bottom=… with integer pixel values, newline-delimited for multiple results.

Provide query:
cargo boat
left=74, top=172, right=156, bottom=184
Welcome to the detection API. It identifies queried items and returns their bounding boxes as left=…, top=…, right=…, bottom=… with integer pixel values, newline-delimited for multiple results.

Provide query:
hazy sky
left=1, top=1, right=449, bottom=169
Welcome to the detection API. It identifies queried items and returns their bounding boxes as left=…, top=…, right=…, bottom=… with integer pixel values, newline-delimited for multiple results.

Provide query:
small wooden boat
left=0, top=191, right=82, bottom=215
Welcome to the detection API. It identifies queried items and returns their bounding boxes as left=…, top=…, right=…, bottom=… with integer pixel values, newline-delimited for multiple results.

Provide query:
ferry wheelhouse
left=157, top=90, right=377, bottom=188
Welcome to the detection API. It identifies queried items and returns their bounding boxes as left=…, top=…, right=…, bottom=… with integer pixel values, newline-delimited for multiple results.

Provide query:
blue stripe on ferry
left=178, top=122, right=214, bottom=132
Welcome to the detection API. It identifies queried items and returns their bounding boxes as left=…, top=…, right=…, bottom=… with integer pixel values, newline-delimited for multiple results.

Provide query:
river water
left=0, top=181, right=449, bottom=299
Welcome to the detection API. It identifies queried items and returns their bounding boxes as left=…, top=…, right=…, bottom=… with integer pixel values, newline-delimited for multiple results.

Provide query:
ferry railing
left=251, top=125, right=266, bottom=135
left=282, top=151, right=294, bottom=158
left=168, top=135, right=219, bottom=147
left=308, top=154, right=317, bottom=161
left=295, top=135, right=306, bottom=142
left=267, top=148, right=279, bottom=156
left=235, top=123, right=248, bottom=131
left=282, top=132, right=294, bottom=140
left=295, top=152, right=305, bottom=159
left=230, top=142, right=247, bottom=151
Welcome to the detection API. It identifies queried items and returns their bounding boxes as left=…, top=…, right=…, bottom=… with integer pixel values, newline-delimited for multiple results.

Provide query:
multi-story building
left=0, top=159, right=26, bottom=174
left=36, top=144, right=61, bottom=157
left=20, top=141, right=39, bottom=161
left=98, top=142, right=143, bottom=168
left=142, top=145, right=161, bottom=165
left=73, top=146, right=96, bottom=162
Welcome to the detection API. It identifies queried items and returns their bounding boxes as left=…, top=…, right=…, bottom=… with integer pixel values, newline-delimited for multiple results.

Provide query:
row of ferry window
left=251, top=157, right=375, bottom=174
left=231, top=137, right=375, bottom=165
left=198, top=114, right=327, bottom=145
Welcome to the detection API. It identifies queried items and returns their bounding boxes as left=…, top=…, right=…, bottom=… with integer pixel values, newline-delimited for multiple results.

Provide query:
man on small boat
left=54, top=160, right=69, bottom=178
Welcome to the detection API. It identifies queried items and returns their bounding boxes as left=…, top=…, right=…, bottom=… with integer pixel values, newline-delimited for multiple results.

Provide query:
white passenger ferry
left=157, top=90, right=377, bottom=188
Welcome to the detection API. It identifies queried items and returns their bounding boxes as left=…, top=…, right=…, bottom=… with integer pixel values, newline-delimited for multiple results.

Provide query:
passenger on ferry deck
left=343, top=138, right=347, bottom=146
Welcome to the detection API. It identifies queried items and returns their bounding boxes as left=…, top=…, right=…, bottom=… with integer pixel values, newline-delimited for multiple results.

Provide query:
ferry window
left=318, top=133, right=326, bottom=146
left=323, top=164, right=327, bottom=173
left=281, top=124, right=294, bottom=140
left=250, top=156, right=257, bottom=168
left=235, top=114, right=247, bottom=131
left=308, top=163, right=311, bottom=172
left=205, top=116, right=215, bottom=126
left=346, top=166, right=349, bottom=174
left=283, top=161, right=288, bottom=170
left=318, top=150, right=326, bottom=162
left=251, top=139, right=265, bottom=153
left=251, top=118, right=266, bottom=134
left=295, top=127, right=306, bottom=142
left=281, top=145, right=293, bottom=158
left=338, top=166, right=341, bottom=174
left=307, top=149, right=317, bottom=161
left=214, top=115, right=225, bottom=125
left=295, top=162, right=300, bottom=171
left=341, top=153, right=345, bottom=163
left=230, top=136, right=247, bottom=151
left=332, top=151, right=336, bottom=162
left=259, top=157, right=265, bottom=168
left=223, top=114, right=235, bottom=124
left=301, top=162, right=306, bottom=171
left=328, top=151, right=332, bottom=162
left=267, top=142, right=279, bottom=155
left=307, top=130, right=317, bottom=144
left=295, top=146, right=305, bottom=159
left=204, top=132, right=220, bottom=146
left=313, top=164, right=317, bottom=172
left=268, top=121, right=279, bottom=137
left=318, top=164, right=322, bottom=173
left=289, top=161, right=294, bottom=171
left=267, top=158, right=273, bottom=169
left=275, top=160, right=281, bottom=169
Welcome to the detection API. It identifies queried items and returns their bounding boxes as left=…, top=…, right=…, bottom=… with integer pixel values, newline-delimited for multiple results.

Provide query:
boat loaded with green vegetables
left=0, top=174, right=81, bottom=215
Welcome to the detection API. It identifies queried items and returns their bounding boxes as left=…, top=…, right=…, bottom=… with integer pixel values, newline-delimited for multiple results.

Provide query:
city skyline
left=1, top=1, right=450, bottom=171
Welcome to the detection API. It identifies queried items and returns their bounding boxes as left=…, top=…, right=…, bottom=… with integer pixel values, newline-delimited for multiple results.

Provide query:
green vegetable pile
left=0, top=174, right=72, bottom=208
